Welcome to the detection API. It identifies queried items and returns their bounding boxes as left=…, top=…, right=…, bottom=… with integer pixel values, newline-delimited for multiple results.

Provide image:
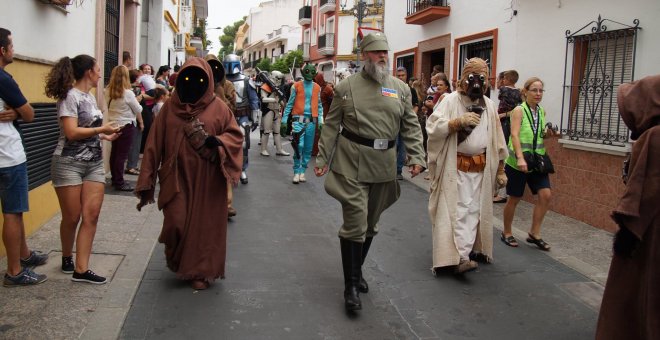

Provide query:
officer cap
left=360, top=32, right=390, bottom=52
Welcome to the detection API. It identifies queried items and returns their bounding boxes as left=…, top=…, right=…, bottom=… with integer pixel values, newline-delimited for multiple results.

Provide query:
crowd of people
left=1, top=26, right=658, bottom=338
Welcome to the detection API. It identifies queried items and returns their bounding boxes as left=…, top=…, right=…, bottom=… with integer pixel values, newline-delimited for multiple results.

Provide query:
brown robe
left=596, top=75, right=660, bottom=340
left=135, top=58, right=243, bottom=282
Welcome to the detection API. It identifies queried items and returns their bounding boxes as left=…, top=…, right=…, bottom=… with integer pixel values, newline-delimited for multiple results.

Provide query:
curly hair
left=45, top=54, right=96, bottom=101
left=106, top=65, right=130, bottom=100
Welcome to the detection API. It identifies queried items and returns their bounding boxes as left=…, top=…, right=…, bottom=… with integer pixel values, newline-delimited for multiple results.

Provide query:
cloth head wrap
left=458, top=58, right=490, bottom=94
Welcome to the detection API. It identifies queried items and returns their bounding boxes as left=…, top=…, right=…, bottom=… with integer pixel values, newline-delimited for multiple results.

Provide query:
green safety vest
left=505, top=101, right=546, bottom=170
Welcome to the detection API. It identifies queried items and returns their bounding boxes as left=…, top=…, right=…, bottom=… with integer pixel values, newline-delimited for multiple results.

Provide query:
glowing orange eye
left=185, top=77, right=189, bottom=81
left=200, top=79, right=204, bottom=82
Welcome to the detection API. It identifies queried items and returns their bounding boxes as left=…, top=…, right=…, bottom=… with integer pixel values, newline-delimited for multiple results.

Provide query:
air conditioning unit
left=175, top=33, right=185, bottom=50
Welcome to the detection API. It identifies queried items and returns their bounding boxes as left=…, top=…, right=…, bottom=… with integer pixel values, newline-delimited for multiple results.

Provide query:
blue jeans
left=396, top=135, right=405, bottom=175
left=0, top=162, right=29, bottom=213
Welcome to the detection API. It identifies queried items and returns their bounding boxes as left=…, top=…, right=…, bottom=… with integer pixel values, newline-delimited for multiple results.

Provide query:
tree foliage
left=217, top=17, right=246, bottom=58
left=272, top=50, right=304, bottom=74
left=256, top=58, right=272, bottom=72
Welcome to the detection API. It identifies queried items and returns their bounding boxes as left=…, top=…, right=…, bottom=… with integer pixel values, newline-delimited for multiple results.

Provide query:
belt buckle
left=373, top=139, right=388, bottom=150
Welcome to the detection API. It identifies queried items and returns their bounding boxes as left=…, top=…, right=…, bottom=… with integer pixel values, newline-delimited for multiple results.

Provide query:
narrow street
left=120, top=136, right=598, bottom=339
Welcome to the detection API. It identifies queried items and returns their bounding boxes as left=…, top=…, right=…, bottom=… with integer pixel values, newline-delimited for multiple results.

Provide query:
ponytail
left=45, top=54, right=96, bottom=101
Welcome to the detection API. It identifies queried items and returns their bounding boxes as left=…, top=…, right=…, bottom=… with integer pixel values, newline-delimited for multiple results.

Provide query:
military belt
left=292, top=115, right=316, bottom=124
left=340, top=128, right=395, bottom=150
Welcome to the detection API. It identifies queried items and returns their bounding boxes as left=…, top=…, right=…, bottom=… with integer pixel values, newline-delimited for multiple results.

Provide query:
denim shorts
left=51, top=156, right=105, bottom=187
left=0, top=162, right=29, bottom=213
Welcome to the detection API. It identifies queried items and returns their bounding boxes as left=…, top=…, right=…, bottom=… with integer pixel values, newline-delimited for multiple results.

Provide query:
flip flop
left=493, top=197, right=507, bottom=203
left=500, top=232, right=518, bottom=247
left=526, top=233, right=551, bottom=251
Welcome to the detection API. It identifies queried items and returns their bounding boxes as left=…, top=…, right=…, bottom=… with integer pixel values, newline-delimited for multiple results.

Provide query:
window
left=453, top=29, right=498, bottom=89
left=457, top=39, right=493, bottom=81
left=560, top=17, right=640, bottom=146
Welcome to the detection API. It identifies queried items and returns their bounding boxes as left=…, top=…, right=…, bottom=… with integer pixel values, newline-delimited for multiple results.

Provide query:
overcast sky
left=206, top=0, right=262, bottom=49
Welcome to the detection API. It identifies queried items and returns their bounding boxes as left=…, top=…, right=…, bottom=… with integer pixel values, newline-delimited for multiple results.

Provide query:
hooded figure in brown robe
left=596, top=74, right=660, bottom=339
left=135, top=57, right=243, bottom=290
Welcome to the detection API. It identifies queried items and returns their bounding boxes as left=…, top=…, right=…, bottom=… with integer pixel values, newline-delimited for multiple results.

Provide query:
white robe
left=426, top=91, right=508, bottom=270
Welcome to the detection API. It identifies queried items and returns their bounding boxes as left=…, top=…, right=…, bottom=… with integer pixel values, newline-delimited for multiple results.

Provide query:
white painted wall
left=247, top=0, right=300, bottom=48
left=337, top=15, right=355, bottom=55
left=1, top=0, right=97, bottom=61
left=384, top=0, right=660, bottom=124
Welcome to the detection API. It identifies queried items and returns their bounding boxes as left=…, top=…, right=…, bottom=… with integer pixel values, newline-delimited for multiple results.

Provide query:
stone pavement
left=0, top=135, right=614, bottom=339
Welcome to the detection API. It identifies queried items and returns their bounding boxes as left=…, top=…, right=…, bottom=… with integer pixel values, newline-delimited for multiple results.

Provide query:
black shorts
left=505, top=164, right=551, bottom=197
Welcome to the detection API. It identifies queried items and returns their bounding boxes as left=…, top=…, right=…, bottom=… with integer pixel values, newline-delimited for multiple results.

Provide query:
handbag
left=522, top=104, right=554, bottom=174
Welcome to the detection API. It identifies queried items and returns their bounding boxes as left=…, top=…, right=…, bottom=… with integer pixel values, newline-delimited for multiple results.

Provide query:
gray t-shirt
left=53, top=88, right=104, bottom=162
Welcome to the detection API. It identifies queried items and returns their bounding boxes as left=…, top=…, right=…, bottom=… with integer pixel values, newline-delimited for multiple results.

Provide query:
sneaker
left=227, top=206, right=237, bottom=218
left=396, top=173, right=404, bottom=181
left=3, top=267, right=48, bottom=287
left=260, top=150, right=270, bottom=156
left=292, top=173, right=300, bottom=184
left=20, top=250, right=49, bottom=267
left=61, top=256, right=75, bottom=274
left=114, top=183, right=134, bottom=192
left=299, top=173, right=306, bottom=182
left=275, top=150, right=290, bottom=156
left=71, top=269, right=107, bottom=285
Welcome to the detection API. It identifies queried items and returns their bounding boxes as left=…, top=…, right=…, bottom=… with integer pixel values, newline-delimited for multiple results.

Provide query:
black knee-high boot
left=359, top=237, right=373, bottom=293
left=340, top=238, right=363, bottom=311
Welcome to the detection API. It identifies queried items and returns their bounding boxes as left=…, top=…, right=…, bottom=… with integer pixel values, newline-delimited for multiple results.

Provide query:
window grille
left=560, top=16, right=640, bottom=146
left=457, top=39, right=493, bottom=81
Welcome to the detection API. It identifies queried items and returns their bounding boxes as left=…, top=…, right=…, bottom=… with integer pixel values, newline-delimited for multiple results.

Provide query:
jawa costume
left=596, top=75, right=660, bottom=340
left=135, top=58, right=243, bottom=290
left=282, top=64, right=323, bottom=184
left=205, top=54, right=239, bottom=218
left=426, top=58, right=508, bottom=274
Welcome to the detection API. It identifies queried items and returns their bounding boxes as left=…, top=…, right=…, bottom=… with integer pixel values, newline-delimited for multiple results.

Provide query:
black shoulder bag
left=522, top=104, right=555, bottom=174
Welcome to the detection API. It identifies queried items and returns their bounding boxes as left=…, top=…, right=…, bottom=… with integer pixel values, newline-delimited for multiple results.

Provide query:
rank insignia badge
left=381, top=87, right=398, bottom=98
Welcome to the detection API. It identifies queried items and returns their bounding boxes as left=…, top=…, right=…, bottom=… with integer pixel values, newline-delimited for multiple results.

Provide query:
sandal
left=526, top=233, right=551, bottom=251
left=493, top=196, right=507, bottom=204
left=500, top=232, right=518, bottom=247
left=125, top=168, right=140, bottom=175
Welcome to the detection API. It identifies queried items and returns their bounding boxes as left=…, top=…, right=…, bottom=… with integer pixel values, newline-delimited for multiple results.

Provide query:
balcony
left=317, top=33, right=335, bottom=56
left=319, top=0, right=336, bottom=14
left=405, top=0, right=450, bottom=25
left=298, top=6, right=312, bottom=26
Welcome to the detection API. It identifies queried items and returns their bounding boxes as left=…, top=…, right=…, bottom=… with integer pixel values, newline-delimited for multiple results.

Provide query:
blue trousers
left=396, top=135, right=406, bottom=175
left=292, top=121, right=316, bottom=174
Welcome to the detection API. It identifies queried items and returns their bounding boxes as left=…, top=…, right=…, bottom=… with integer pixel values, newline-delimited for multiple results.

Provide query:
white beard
left=363, top=58, right=390, bottom=84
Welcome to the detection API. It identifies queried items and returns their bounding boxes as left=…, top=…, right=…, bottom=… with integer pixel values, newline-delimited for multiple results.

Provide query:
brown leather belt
left=457, top=152, right=487, bottom=173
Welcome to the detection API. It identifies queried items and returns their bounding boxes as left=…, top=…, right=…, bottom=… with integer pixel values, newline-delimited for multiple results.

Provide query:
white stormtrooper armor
left=259, top=70, right=289, bottom=157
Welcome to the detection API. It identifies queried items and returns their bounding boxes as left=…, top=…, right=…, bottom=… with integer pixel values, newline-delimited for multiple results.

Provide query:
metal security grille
left=560, top=16, right=640, bottom=146
left=406, top=0, right=448, bottom=16
left=104, top=0, right=120, bottom=86
left=457, top=39, right=493, bottom=81
left=17, top=104, right=60, bottom=190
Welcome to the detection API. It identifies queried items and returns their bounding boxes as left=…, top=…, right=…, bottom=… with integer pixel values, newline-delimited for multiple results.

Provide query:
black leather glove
left=205, top=135, right=222, bottom=148
left=613, top=227, right=639, bottom=258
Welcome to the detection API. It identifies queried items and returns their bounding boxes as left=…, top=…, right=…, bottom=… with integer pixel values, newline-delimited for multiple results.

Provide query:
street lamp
left=339, top=0, right=383, bottom=67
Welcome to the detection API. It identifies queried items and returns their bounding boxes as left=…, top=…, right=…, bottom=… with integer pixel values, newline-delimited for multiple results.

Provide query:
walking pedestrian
left=0, top=27, right=48, bottom=287
left=315, top=32, right=425, bottom=311
left=493, top=70, right=522, bottom=204
left=500, top=77, right=559, bottom=250
left=135, top=58, right=243, bottom=290
left=596, top=74, right=660, bottom=340
left=45, top=54, right=121, bottom=284
left=426, top=57, right=508, bottom=274
left=104, top=65, right=143, bottom=192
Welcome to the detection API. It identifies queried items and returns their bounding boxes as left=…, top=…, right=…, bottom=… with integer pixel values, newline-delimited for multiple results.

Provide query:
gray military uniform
left=316, top=71, right=426, bottom=242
